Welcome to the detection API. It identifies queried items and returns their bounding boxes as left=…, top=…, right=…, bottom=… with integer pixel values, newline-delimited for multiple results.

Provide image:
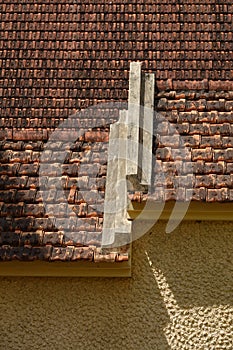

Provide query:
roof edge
left=0, top=258, right=131, bottom=277
left=128, top=201, right=233, bottom=221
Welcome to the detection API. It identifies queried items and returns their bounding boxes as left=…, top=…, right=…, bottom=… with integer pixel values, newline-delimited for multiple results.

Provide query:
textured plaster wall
left=1, top=221, right=233, bottom=349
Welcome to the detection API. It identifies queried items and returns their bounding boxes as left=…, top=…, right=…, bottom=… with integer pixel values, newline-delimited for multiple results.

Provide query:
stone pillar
left=102, top=62, right=155, bottom=249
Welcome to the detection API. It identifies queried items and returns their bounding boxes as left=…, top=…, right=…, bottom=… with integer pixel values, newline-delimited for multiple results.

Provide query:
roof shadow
left=0, top=238, right=171, bottom=349
left=145, top=220, right=233, bottom=308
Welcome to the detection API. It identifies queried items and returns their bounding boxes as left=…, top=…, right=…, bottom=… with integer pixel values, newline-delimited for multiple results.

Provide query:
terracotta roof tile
left=1, top=0, right=233, bottom=261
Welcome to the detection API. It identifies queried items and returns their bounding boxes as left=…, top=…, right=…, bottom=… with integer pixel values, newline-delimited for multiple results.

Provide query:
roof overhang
left=0, top=259, right=131, bottom=277
left=128, top=201, right=233, bottom=221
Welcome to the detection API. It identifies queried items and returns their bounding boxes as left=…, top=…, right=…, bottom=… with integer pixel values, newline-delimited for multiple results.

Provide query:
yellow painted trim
left=0, top=260, right=131, bottom=277
left=128, top=201, right=233, bottom=221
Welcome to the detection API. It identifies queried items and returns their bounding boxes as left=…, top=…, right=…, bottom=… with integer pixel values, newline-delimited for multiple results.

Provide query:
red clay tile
left=1, top=0, right=233, bottom=261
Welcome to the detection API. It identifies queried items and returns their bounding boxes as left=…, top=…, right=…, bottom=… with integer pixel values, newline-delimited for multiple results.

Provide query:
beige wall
left=1, top=221, right=233, bottom=349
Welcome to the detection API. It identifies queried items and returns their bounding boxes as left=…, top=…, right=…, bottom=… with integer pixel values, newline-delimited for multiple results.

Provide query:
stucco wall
left=1, top=221, right=233, bottom=349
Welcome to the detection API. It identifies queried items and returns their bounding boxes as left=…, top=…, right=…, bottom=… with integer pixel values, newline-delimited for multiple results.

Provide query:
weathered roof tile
left=1, top=0, right=233, bottom=261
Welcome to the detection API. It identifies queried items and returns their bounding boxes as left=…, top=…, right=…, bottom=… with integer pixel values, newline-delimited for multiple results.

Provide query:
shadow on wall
left=143, top=220, right=233, bottom=349
left=1, top=221, right=233, bottom=349
left=0, top=235, right=171, bottom=350
left=147, top=220, right=233, bottom=308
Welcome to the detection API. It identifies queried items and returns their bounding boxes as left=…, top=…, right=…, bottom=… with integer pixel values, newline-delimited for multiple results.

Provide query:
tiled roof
left=140, top=84, right=233, bottom=203
left=1, top=0, right=233, bottom=119
left=0, top=0, right=233, bottom=261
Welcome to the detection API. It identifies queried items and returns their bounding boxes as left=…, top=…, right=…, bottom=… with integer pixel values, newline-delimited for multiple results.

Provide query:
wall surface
left=0, top=221, right=233, bottom=350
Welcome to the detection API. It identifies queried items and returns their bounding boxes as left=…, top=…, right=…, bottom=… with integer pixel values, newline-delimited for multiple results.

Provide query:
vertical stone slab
left=114, top=110, right=132, bottom=246
left=141, top=73, right=155, bottom=186
left=102, top=62, right=154, bottom=248
left=102, top=121, right=120, bottom=247
left=102, top=110, right=132, bottom=248
left=127, top=62, right=142, bottom=178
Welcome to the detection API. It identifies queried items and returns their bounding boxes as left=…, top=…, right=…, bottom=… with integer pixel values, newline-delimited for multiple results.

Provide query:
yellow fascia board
left=0, top=259, right=131, bottom=277
left=128, top=201, right=233, bottom=221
